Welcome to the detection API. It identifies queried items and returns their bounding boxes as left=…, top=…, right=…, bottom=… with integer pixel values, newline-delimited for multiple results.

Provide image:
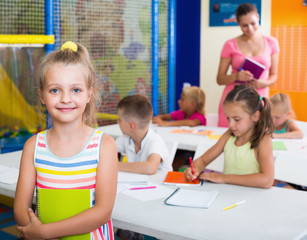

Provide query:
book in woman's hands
left=165, top=188, right=219, bottom=208
left=240, top=57, right=266, bottom=79
left=163, top=171, right=202, bottom=186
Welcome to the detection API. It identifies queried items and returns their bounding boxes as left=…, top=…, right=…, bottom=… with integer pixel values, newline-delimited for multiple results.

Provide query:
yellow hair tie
left=61, top=41, right=78, bottom=52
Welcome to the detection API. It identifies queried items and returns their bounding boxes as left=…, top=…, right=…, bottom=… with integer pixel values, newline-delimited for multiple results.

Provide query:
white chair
left=273, top=122, right=307, bottom=187
left=193, top=140, right=224, bottom=172
left=165, top=141, right=178, bottom=166
left=274, top=151, right=307, bottom=187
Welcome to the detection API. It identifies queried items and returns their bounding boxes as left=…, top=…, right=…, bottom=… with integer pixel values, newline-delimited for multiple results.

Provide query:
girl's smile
left=57, top=107, right=76, bottom=112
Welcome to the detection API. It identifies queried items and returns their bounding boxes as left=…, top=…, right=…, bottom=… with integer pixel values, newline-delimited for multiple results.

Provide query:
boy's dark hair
left=117, top=94, right=153, bottom=129
left=224, top=84, right=274, bottom=149
left=236, top=3, right=258, bottom=22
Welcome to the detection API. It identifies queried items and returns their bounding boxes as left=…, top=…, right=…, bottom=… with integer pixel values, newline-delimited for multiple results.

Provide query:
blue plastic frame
left=168, top=0, right=176, bottom=113
left=45, top=0, right=54, bottom=129
left=151, top=0, right=159, bottom=116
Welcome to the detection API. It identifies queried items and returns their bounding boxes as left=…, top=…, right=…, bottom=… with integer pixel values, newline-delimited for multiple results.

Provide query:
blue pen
left=236, top=67, right=246, bottom=83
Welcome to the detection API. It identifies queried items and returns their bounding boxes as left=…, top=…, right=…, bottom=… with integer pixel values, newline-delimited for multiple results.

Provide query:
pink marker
left=189, top=157, right=197, bottom=183
left=129, top=186, right=156, bottom=190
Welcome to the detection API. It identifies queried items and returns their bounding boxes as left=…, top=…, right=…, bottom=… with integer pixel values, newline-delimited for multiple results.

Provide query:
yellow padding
left=0, top=35, right=54, bottom=44
left=0, top=194, right=14, bottom=208
left=96, top=112, right=118, bottom=120
left=0, top=65, right=44, bottom=129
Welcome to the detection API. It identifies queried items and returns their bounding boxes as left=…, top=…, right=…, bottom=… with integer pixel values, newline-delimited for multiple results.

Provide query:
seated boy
left=116, top=94, right=172, bottom=174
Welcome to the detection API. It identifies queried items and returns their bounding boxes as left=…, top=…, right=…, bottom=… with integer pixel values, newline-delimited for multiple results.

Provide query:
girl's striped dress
left=34, top=129, right=114, bottom=240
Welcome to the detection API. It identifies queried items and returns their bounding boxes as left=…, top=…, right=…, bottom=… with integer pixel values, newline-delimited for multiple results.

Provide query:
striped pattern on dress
left=34, top=129, right=114, bottom=240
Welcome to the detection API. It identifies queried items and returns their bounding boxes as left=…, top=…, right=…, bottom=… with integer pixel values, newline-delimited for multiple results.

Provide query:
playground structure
left=0, top=0, right=175, bottom=151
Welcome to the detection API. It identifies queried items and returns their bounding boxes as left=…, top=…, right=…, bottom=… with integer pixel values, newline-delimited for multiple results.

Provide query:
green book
left=37, top=188, right=91, bottom=240
left=273, top=141, right=287, bottom=150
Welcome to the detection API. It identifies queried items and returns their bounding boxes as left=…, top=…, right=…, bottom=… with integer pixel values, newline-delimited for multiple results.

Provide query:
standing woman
left=217, top=3, right=279, bottom=127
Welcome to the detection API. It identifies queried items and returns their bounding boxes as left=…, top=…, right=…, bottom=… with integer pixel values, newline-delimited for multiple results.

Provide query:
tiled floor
left=0, top=204, right=20, bottom=240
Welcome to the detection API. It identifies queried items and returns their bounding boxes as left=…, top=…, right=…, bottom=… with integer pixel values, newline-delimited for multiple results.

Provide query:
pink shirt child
left=218, top=35, right=279, bottom=127
left=170, top=110, right=207, bottom=126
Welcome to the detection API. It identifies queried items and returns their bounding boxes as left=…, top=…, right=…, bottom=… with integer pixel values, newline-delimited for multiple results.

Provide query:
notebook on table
left=37, top=188, right=91, bottom=240
left=165, top=188, right=219, bottom=208
left=240, top=57, right=266, bottom=79
left=163, top=171, right=202, bottom=186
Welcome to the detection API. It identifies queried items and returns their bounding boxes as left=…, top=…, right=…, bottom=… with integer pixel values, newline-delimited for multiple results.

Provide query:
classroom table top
left=98, top=123, right=307, bottom=186
left=1, top=151, right=307, bottom=240
left=113, top=171, right=307, bottom=240
left=98, top=124, right=228, bottom=151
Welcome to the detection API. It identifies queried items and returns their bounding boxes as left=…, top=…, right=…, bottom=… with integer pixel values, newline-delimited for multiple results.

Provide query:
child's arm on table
left=14, top=136, right=37, bottom=227
left=155, top=118, right=201, bottom=127
left=272, top=121, right=304, bottom=139
left=184, top=129, right=232, bottom=181
left=118, top=153, right=161, bottom=175
left=17, top=134, right=118, bottom=240
left=201, top=134, right=274, bottom=189
left=152, top=114, right=171, bottom=125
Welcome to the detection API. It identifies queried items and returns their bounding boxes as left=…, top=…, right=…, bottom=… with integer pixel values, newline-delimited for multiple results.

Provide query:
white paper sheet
left=122, top=182, right=174, bottom=201
left=117, top=183, right=129, bottom=193
left=117, top=171, right=149, bottom=185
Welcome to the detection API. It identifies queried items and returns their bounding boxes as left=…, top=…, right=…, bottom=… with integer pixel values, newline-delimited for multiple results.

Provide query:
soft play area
left=0, top=0, right=174, bottom=153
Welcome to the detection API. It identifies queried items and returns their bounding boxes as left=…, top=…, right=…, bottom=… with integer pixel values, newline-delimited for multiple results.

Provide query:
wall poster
left=209, top=0, right=262, bottom=27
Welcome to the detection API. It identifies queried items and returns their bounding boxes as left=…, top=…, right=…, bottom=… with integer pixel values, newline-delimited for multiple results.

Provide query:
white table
left=1, top=152, right=307, bottom=240
left=0, top=150, right=22, bottom=198
left=113, top=171, right=307, bottom=240
left=98, top=124, right=227, bottom=151
left=98, top=124, right=307, bottom=186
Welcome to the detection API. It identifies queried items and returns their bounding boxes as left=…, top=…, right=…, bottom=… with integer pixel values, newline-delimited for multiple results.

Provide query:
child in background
left=116, top=94, right=172, bottom=174
left=185, top=85, right=275, bottom=189
left=14, top=42, right=117, bottom=239
left=152, top=86, right=206, bottom=126
left=270, top=93, right=304, bottom=139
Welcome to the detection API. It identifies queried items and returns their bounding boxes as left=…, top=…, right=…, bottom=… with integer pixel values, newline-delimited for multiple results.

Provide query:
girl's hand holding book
left=17, top=208, right=44, bottom=240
